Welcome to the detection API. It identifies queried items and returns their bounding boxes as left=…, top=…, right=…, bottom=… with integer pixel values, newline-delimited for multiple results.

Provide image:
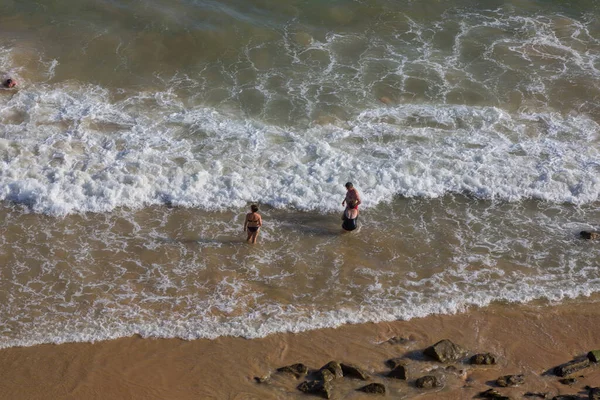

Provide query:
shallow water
left=0, top=0, right=599, bottom=347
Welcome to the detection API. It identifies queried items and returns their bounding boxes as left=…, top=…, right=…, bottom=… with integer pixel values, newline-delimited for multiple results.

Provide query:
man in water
left=342, top=200, right=359, bottom=231
left=3, top=78, right=16, bottom=88
left=243, top=204, right=262, bottom=244
left=342, top=182, right=361, bottom=209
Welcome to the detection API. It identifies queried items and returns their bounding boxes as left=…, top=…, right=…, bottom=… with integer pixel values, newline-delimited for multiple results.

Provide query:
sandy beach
left=1, top=295, right=598, bottom=400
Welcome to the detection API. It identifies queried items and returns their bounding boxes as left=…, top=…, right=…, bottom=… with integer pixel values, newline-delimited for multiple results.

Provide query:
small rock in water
left=479, top=388, right=510, bottom=399
left=358, top=383, right=386, bottom=395
left=524, top=392, right=548, bottom=399
left=254, top=375, right=269, bottom=384
left=551, top=396, right=580, bottom=400
left=277, top=363, right=308, bottom=378
left=379, top=96, right=393, bottom=105
left=385, top=336, right=410, bottom=345
left=471, top=353, right=497, bottom=365
left=415, top=375, right=442, bottom=389
left=387, top=363, right=408, bottom=380
left=340, top=363, right=368, bottom=380
left=553, top=358, right=590, bottom=377
left=297, top=380, right=332, bottom=399
left=320, top=361, right=343, bottom=379
left=385, top=357, right=405, bottom=369
left=580, top=231, right=600, bottom=240
left=424, top=339, right=464, bottom=363
left=558, top=377, right=577, bottom=385
left=496, top=374, right=525, bottom=387
left=588, top=350, right=600, bottom=363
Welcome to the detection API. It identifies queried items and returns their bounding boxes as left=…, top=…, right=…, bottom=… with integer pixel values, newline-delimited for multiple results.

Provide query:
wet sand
left=0, top=296, right=598, bottom=400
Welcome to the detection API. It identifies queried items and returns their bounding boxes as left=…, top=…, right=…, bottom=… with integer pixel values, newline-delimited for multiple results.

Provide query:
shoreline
left=0, top=297, right=599, bottom=399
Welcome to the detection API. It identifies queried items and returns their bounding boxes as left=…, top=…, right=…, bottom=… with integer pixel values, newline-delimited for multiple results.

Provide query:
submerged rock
left=340, top=363, right=368, bottom=380
left=471, top=353, right=497, bottom=365
left=415, top=375, right=442, bottom=388
left=253, top=375, right=270, bottom=384
left=559, top=378, right=577, bottom=385
left=580, top=231, right=600, bottom=240
left=297, top=380, right=332, bottom=399
left=553, top=358, right=590, bottom=377
left=385, top=357, right=406, bottom=369
left=551, top=396, right=579, bottom=400
left=524, top=393, right=548, bottom=399
left=277, top=363, right=308, bottom=378
left=358, top=383, right=386, bottom=395
left=424, top=339, right=464, bottom=363
left=496, top=374, right=525, bottom=387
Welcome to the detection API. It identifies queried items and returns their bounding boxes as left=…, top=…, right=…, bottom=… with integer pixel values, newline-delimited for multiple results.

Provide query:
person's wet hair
left=251, top=204, right=259, bottom=212
left=345, top=182, right=353, bottom=188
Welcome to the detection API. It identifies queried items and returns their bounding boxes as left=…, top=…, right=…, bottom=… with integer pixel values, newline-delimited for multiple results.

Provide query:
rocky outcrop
left=423, top=339, right=464, bottom=362
left=415, top=375, right=442, bottom=388
left=471, top=353, right=497, bottom=365
left=314, top=369, right=335, bottom=383
left=590, top=387, right=600, bottom=400
left=496, top=374, right=525, bottom=387
left=277, top=363, right=308, bottom=378
left=340, top=363, right=368, bottom=380
left=385, top=357, right=406, bottom=369
left=358, top=383, right=386, bottom=395
left=558, top=378, right=577, bottom=385
left=524, top=392, right=548, bottom=398
left=297, top=380, right=332, bottom=399
left=551, top=396, right=579, bottom=400
left=580, top=231, right=600, bottom=240
left=553, top=358, right=590, bottom=377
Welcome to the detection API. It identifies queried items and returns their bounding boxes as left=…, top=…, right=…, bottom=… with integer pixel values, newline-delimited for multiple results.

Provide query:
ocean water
left=0, top=0, right=599, bottom=348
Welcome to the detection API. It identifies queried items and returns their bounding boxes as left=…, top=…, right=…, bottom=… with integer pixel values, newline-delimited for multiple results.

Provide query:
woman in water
left=342, top=200, right=359, bottom=231
left=244, top=204, right=262, bottom=244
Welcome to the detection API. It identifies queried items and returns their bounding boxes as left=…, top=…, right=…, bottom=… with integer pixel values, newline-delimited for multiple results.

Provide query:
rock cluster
left=254, top=343, right=600, bottom=399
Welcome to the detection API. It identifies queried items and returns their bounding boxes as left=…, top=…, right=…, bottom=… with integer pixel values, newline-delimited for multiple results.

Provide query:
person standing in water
left=3, top=78, right=16, bottom=88
left=244, top=204, right=262, bottom=244
left=342, top=182, right=361, bottom=209
left=342, top=200, right=359, bottom=231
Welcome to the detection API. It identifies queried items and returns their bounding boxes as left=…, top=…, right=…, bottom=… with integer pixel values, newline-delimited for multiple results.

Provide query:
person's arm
left=243, top=214, right=248, bottom=231
left=355, top=190, right=361, bottom=206
left=257, top=214, right=262, bottom=227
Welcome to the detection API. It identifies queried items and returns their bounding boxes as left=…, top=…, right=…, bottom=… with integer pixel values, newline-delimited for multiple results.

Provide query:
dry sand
left=0, top=296, right=599, bottom=400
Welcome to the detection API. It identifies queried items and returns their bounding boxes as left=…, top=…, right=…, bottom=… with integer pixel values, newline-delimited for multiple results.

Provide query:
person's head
left=345, top=182, right=353, bottom=190
left=250, top=204, right=259, bottom=213
left=4, top=78, right=15, bottom=88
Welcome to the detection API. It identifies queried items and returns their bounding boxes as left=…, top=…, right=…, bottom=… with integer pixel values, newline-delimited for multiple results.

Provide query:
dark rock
left=415, top=375, right=442, bottom=388
left=580, top=231, right=600, bottom=240
left=314, top=369, right=335, bottom=382
left=297, top=380, right=332, bottom=399
left=340, top=363, right=368, bottom=380
left=320, top=361, right=343, bottom=379
left=590, top=387, right=600, bottom=400
left=478, top=388, right=510, bottom=399
left=277, top=363, right=308, bottom=377
left=471, top=353, right=497, bottom=365
left=388, top=363, right=408, bottom=380
left=254, top=375, right=269, bottom=384
left=553, top=358, right=591, bottom=377
left=496, top=374, right=525, bottom=387
left=424, top=339, right=464, bottom=363
left=551, top=396, right=579, bottom=400
left=385, top=357, right=405, bottom=369
left=559, top=378, right=577, bottom=385
left=358, top=383, right=386, bottom=395
left=588, top=350, right=600, bottom=363
left=524, top=393, right=548, bottom=399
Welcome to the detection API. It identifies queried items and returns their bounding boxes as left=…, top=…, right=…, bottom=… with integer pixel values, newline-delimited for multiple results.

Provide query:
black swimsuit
left=342, top=214, right=358, bottom=231
left=247, top=214, right=260, bottom=232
